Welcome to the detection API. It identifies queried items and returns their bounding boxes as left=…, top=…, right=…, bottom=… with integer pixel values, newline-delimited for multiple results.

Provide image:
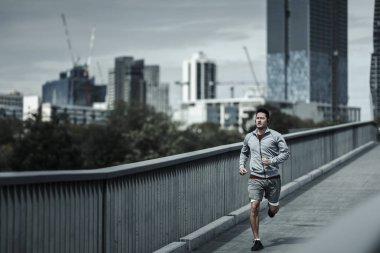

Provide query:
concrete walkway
left=193, top=144, right=380, bottom=253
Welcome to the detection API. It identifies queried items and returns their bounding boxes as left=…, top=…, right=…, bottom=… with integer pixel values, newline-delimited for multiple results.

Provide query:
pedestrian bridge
left=0, top=121, right=378, bottom=253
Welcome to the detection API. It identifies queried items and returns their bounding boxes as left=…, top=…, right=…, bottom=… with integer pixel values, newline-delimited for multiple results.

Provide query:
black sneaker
left=267, top=203, right=277, bottom=218
left=251, top=240, right=264, bottom=251
left=268, top=207, right=275, bottom=218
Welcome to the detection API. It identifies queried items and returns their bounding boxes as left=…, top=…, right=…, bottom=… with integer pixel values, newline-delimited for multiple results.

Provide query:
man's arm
left=270, top=134, right=290, bottom=165
left=239, top=134, right=251, bottom=174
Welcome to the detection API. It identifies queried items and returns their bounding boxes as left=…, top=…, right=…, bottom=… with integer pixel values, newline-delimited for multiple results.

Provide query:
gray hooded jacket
left=239, top=128, right=290, bottom=178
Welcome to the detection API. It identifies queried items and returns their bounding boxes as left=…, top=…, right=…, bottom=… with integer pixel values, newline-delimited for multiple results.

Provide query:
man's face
left=255, top=112, right=268, bottom=129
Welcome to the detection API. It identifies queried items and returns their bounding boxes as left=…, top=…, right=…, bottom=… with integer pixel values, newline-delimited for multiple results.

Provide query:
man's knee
left=250, top=200, right=260, bottom=215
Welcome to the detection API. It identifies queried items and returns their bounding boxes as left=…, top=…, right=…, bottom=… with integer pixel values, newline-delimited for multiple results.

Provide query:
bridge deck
left=193, top=144, right=380, bottom=253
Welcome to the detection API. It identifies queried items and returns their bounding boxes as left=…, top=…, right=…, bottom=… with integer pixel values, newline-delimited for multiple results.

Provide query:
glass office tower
left=113, top=56, right=146, bottom=105
left=144, top=65, right=170, bottom=114
left=267, top=0, right=348, bottom=115
left=43, top=65, right=106, bottom=107
left=370, top=0, right=380, bottom=120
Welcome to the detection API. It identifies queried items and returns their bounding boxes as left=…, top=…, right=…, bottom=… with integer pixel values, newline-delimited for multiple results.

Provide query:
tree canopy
left=0, top=101, right=349, bottom=171
left=0, top=102, right=243, bottom=171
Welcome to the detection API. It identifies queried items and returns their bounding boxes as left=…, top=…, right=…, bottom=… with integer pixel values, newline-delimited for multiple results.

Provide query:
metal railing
left=0, top=121, right=376, bottom=253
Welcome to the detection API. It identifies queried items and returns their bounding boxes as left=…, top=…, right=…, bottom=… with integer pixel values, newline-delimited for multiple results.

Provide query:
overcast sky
left=0, top=0, right=375, bottom=120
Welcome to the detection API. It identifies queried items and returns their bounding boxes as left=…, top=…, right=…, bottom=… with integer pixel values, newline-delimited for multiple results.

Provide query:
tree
left=179, top=122, right=243, bottom=151
left=106, top=101, right=184, bottom=163
left=0, top=118, right=22, bottom=171
left=10, top=112, right=82, bottom=171
left=5, top=101, right=314, bottom=171
left=78, top=124, right=127, bottom=169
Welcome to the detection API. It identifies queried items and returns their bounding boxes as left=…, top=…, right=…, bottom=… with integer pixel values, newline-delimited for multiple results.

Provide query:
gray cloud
left=0, top=0, right=265, bottom=77
left=0, top=0, right=267, bottom=97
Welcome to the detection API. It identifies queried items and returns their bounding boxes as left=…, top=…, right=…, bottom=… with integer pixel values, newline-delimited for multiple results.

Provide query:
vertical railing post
left=102, top=180, right=107, bottom=253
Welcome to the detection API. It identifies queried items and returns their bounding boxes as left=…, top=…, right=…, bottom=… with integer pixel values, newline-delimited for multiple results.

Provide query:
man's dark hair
left=256, top=108, right=270, bottom=120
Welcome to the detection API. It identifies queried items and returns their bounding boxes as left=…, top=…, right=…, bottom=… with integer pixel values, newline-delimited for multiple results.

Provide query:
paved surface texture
left=193, top=144, right=380, bottom=253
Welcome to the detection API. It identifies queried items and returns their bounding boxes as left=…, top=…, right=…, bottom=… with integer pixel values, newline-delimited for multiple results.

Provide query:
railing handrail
left=0, top=120, right=375, bottom=186
left=285, top=120, right=376, bottom=139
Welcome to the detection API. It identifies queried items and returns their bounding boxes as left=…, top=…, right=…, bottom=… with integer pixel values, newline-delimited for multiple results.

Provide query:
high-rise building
left=267, top=0, right=347, bottom=120
left=144, top=65, right=160, bottom=87
left=107, top=68, right=115, bottom=109
left=0, top=91, right=23, bottom=120
left=182, top=52, right=216, bottom=103
left=42, top=65, right=106, bottom=107
left=370, top=0, right=380, bottom=120
left=111, top=56, right=145, bottom=106
left=144, top=65, right=170, bottom=114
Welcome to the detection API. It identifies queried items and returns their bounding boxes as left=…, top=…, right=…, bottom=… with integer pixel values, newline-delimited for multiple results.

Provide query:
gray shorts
left=248, top=177, right=281, bottom=205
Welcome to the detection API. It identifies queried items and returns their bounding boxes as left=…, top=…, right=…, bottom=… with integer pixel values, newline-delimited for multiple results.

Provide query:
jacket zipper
left=258, top=137, right=266, bottom=175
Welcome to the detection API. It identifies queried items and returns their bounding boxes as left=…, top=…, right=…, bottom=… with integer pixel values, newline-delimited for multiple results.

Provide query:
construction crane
left=210, top=81, right=258, bottom=99
left=243, top=46, right=260, bottom=87
left=61, top=13, right=80, bottom=66
left=242, top=45, right=266, bottom=98
left=207, top=46, right=266, bottom=99
left=86, top=27, right=96, bottom=68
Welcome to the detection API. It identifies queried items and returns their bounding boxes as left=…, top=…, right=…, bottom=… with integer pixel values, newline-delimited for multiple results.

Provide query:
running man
left=239, top=108, right=290, bottom=251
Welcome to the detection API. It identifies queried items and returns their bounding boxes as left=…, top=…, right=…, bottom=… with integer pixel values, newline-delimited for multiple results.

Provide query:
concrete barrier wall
left=0, top=121, right=376, bottom=253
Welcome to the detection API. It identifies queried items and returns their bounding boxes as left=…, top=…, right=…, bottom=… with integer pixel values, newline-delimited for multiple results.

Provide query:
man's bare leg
left=250, top=200, right=261, bottom=239
left=268, top=203, right=280, bottom=217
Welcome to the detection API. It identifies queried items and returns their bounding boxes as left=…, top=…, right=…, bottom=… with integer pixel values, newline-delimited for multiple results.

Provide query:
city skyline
left=0, top=0, right=375, bottom=120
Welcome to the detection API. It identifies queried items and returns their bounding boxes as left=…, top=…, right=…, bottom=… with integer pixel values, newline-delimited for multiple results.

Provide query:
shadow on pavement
left=264, top=236, right=311, bottom=248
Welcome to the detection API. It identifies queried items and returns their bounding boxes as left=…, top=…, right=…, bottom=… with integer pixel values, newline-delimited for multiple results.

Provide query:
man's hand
left=239, top=167, right=248, bottom=175
left=262, top=158, right=271, bottom=166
